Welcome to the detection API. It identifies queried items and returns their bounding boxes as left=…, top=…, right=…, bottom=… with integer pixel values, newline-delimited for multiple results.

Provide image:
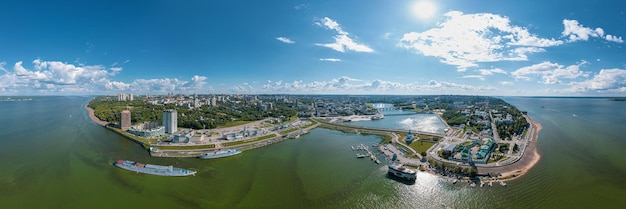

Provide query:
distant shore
left=85, top=105, right=108, bottom=126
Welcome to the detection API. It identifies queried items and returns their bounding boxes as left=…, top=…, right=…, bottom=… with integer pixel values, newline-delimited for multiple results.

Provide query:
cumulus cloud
left=399, top=11, right=563, bottom=69
left=562, top=19, right=624, bottom=43
left=260, top=76, right=495, bottom=94
left=570, top=69, right=626, bottom=92
left=0, top=59, right=113, bottom=94
left=276, top=37, right=295, bottom=44
left=512, top=61, right=589, bottom=84
left=500, top=81, right=514, bottom=86
left=315, top=17, right=374, bottom=53
left=319, top=58, right=342, bottom=62
left=479, top=68, right=508, bottom=75
left=0, top=59, right=212, bottom=95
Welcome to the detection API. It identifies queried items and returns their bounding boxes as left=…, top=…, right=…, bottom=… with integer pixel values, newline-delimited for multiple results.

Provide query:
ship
left=114, top=160, right=196, bottom=176
left=199, top=149, right=242, bottom=159
left=388, top=163, right=417, bottom=181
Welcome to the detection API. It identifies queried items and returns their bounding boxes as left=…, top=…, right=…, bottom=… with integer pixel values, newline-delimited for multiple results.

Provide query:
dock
left=351, top=144, right=381, bottom=164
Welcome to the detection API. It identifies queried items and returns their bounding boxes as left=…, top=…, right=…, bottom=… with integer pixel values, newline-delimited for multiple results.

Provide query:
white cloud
left=462, top=75, right=485, bottom=80
left=605, top=35, right=624, bottom=43
left=315, top=17, right=374, bottom=53
left=479, top=68, right=508, bottom=75
left=512, top=61, right=589, bottom=84
left=260, top=76, right=495, bottom=94
left=319, top=58, right=342, bottom=62
left=0, top=59, right=211, bottom=95
left=276, top=37, right=295, bottom=44
left=399, top=11, right=563, bottom=69
left=562, top=19, right=624, bottom=43
left=500, top=81, right=514, bottom=86
left=570, top=69, right=626, bottom=92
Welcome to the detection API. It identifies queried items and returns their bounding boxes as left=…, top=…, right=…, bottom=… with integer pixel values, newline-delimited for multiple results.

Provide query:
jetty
left=352, top=143, right=381, bottom=164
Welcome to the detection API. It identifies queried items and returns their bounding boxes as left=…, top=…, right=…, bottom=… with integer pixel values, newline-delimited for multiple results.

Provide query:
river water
left=0, top=97, right=624, bottom=208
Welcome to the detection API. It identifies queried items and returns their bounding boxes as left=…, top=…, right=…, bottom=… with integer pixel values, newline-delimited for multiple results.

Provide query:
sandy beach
left=84, top=105, right=109, bottom=126
left=478, top=115, right=542, bottom=181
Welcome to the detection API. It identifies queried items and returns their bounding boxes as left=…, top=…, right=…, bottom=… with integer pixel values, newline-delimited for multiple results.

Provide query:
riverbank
left=85, top=105, right=108, bottom=126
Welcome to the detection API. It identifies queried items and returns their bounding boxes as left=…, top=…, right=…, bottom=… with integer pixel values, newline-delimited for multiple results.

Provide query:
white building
left=162, top=109, right=178, bottom=134
left=117, top=93, right=134, bottom=101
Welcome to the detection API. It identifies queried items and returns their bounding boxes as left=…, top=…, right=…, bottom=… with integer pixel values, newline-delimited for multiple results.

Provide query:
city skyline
left=1, top=0, right=625, bottom=96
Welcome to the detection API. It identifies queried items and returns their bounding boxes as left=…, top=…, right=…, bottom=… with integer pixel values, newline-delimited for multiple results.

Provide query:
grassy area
left=406, top=152, right=420, bottom=159
left=107, top=127, right=157, bottom=145
left=223, top=134, right=277, bottom=147
left=381, top=135, right=392, bottom=144
left=152, top=144, right=216, bottom=150
left=217, top=120, right=254, bottom=128
left=408, top=140, right=436, bottom=154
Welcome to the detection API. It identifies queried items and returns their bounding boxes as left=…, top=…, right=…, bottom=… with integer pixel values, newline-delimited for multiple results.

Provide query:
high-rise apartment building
left=120, top=110, right=131, bottom=131
left=162, top=109, right=178, bottom=134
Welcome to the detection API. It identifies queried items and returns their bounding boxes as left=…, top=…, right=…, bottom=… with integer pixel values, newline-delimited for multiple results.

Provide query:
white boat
left=388, top=163, right=416, bottom=181
left=199, top=149, right=242, bottom=159
left=500, top=181, right=507, bottom=187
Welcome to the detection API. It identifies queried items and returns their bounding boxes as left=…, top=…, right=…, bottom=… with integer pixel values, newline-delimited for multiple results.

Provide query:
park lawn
left=217, top=120, right=254, bottom=128
left=408, top=140, right=436, bottom=154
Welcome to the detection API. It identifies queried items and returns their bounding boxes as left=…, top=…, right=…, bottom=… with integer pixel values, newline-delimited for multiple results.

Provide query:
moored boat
left=388, top=162, right=417, bottom=181
left=199, top=149, right=242, bottom=159
left=114, top=160, right=196, bottom=176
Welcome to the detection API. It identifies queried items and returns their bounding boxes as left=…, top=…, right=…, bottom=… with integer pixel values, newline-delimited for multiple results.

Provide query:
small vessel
left=199, top=149, right=242, bottom=159
left=452, top=179, right=458, bottom=184
left=114, top=160, right=196, bottom=176
left=375, top=159, right=381, bottom=164
left=500, top=181, right=507, bottom=187
left=356, top=153, right=368, bottom=158
left=388, top=163, right=416, bottom=181
left=488, top=181, right=493, bottom=187
left=480, top=182, right=485, bottom=187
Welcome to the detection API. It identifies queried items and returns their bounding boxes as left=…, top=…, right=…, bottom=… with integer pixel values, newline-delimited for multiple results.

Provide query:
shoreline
left=84, top=105, right=109, bottom=126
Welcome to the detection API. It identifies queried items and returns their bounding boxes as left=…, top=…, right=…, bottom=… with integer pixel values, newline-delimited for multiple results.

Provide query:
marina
left=351, top=143, right=381, bottom=165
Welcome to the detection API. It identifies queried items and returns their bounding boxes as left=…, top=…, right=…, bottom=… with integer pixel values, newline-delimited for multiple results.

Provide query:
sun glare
left=412, top=0, right=437, bottom=20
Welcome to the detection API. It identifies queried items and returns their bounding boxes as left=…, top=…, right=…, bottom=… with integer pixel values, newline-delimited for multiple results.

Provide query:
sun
left=411, top=0, right=437, bottom=20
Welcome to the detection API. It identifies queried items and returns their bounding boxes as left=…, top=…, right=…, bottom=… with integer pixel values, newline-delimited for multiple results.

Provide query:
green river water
left=0, top=96, right=624, bottom=208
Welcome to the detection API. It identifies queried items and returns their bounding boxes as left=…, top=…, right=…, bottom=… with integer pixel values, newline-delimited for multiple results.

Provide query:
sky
left=1, top=0, right=625, bottom=96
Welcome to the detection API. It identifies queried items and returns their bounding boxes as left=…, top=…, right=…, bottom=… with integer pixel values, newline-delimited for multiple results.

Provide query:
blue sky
left=1, top=0, right=625, bottom=96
